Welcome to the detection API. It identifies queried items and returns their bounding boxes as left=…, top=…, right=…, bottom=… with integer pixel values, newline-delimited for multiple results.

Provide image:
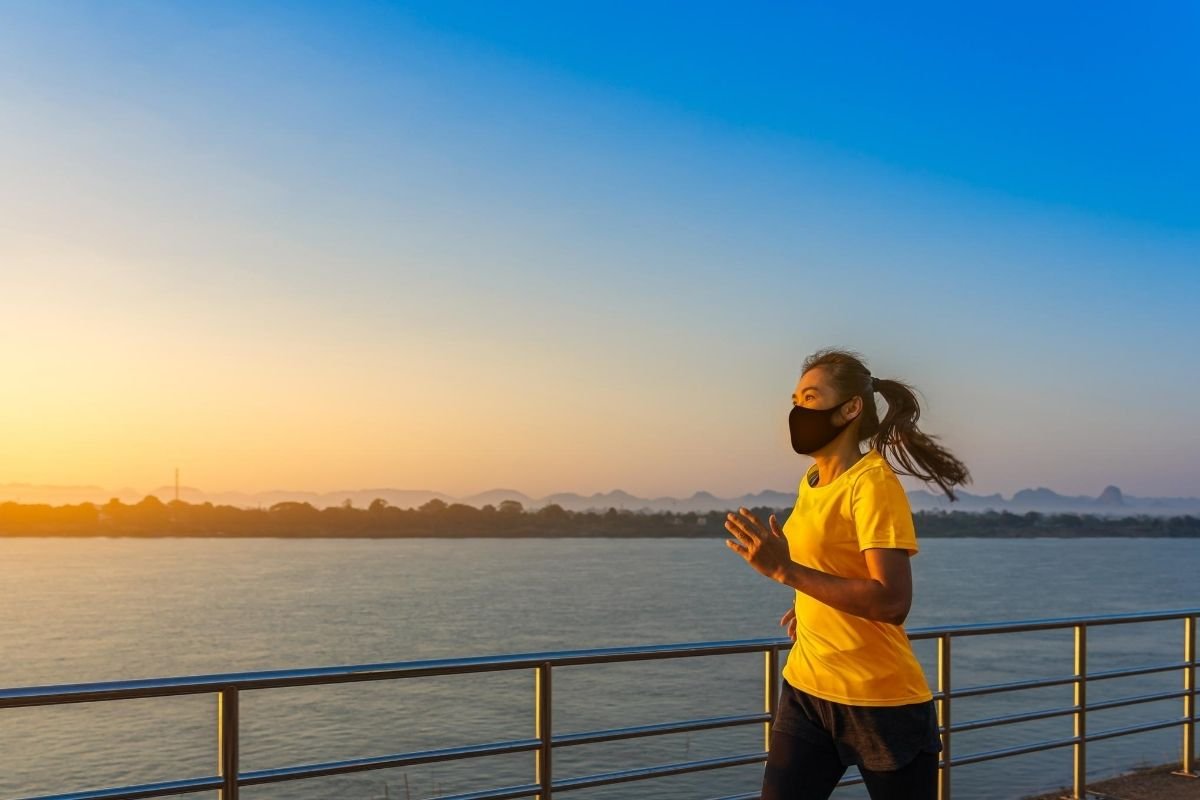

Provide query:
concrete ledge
left=1023, top=762, right=1198, bottom=800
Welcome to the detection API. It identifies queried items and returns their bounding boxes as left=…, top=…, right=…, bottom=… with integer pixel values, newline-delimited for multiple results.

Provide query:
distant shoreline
left=2, top=498, right=1197, bottom=539
left=3, top=532, right=1198, bottom=540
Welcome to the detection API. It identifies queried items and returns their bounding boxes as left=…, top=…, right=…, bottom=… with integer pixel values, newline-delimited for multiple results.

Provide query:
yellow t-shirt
left=780, top=447, right=934, bottom=706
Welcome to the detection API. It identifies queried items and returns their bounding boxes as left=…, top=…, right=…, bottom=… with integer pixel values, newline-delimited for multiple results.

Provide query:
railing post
left=1072, top=624, right=1087, bottom=799
left=764, top=645, right=779, bottom=752
left=1173, top=615, right=1198, bottom=778
left=218, top=687, right=239, bottom=800
left=937, top=633, right=951, bottom=800
left=535, top=662, right=553, bottom=800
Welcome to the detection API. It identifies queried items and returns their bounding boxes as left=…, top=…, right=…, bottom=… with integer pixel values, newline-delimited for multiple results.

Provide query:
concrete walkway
left=1023, top=762, right=1199, bottom=799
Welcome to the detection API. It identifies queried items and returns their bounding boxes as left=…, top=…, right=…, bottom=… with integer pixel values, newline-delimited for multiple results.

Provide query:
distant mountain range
left=1, top=482, right=1197, bottom=517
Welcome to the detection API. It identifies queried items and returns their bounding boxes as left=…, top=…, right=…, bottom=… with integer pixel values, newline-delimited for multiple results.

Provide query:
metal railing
left=1, top=608, right=1196, bottom=800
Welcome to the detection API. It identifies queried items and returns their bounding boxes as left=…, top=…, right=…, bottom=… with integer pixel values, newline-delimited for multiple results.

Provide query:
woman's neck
left=809, top=442, right=867, bottom=487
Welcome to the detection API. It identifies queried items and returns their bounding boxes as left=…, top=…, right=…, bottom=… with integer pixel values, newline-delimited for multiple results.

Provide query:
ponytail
left=801, top=348, right=972, bottom=502
left=871, top=376, right=972, bottom=501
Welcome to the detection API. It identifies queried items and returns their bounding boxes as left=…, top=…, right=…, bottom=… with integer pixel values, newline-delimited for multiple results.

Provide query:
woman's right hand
left=780, top=606, right=796, bottom=641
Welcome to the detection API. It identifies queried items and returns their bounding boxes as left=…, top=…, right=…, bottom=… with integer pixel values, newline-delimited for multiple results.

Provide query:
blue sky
left=1, top=2, right=1197, bottom=499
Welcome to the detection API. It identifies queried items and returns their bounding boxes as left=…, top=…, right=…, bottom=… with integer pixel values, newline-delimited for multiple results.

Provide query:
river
left=2, top=536, right=1195, bottom=799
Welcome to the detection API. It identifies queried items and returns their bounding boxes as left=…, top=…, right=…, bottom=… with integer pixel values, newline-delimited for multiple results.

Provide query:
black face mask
left=789, top=399, right=854, bottom=455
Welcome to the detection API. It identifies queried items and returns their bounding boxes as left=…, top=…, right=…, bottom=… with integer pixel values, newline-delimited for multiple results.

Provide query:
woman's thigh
left=858, top=748, right=938, bottom=800
left=761, top=727, right=848, bottom=800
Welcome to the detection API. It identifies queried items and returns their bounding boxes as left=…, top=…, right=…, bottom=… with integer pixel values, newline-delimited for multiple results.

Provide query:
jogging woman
left=724, top=347, right=971, bottom=799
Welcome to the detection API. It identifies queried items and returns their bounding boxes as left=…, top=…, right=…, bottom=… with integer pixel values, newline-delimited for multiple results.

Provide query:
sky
left=1, top=2, right=1198, bottom=500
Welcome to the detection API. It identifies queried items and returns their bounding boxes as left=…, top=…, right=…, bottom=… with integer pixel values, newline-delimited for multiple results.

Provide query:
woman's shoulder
left=849, top=450, right=906, bottom=491
left=857, top=448, right=891, bottom=476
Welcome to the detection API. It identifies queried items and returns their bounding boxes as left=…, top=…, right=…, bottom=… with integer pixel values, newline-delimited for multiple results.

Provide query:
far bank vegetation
left=1, top=498, right=1197, bottom=538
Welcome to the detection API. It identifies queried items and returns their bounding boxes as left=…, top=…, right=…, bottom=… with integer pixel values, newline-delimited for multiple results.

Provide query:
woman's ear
left=846, top=396, right=864, bottom=422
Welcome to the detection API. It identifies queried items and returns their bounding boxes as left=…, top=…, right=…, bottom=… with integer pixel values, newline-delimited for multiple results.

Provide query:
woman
left=724, top=347, right=971, bottom=800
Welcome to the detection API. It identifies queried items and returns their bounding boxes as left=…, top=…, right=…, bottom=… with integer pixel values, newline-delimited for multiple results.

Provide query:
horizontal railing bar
left=5, top=608, right=1198, bottom=709
left=1086, top=660, right=1192, bottom=682
left=0, top=639, right=785, bottom=709
left=239, top=738, right=543, bottom=786
left=551, top=751, right=766, bottom=792
left=951, top=703, right=1079, bottom=732
left=1088, top=715, right=1190, bottom=742
left=946, top=659, right=1191, bottom=701
left=951, top=734, right=1080, bottom=767
left=948, top=687, right=1194, bottom=734
left=1088, top=688, right=1191, bottom=712
left=422, top=781, right=543, bottom=800
left=19, top=653, right=1177, bottom=715
left=905, top=607, right=1200, bottom=639
left=949, top=672, right=1078, bottom=698
left=16, top=776, right=222, bottom=800
left=234, top=712, right=1192, bottom=797
left=554, top=712, right=771, bottom=747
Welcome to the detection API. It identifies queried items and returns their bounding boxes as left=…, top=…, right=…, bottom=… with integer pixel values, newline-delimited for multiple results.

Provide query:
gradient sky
left=2, top=2, right=1198, bottom=500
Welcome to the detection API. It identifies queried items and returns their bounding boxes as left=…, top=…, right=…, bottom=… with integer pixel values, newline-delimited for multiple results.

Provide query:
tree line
left=1, top=496, right=1197, bottom=538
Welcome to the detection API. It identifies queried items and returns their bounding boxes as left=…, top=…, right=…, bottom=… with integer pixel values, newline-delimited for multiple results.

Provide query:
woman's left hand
left=724, top=507, right=793, bottom=583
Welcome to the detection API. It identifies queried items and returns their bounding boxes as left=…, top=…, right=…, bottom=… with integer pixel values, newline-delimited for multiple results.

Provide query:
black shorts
left=771, top=677, right=943, bottom=772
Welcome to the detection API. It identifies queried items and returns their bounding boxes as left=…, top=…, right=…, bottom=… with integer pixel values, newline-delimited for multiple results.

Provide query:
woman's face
left=792, top=367, right=861, bottom=425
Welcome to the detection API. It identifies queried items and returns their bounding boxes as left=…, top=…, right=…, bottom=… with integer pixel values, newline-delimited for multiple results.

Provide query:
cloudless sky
left=2, top=2, right=1198, bottom=499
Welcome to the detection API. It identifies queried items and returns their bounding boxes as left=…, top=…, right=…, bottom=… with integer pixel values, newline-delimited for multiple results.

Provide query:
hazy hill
left=1, top=482, right=1197, bottom=517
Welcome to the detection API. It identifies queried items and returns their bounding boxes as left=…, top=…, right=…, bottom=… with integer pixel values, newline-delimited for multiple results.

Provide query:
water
left=1, top=537, right=1196, bottom=799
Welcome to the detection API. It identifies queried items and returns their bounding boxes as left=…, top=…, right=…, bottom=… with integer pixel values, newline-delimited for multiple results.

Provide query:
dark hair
left=801, top=347, right=972, bottom=501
